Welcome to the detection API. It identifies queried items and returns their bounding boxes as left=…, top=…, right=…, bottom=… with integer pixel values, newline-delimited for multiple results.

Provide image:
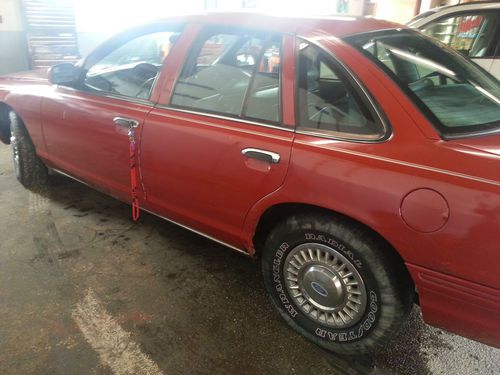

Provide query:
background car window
left=171, top=30, right=282, bottom=123
left=85, top=31, right=180, bottom=99
left=296, top=41, right=383, bottom=139
left=422, top=13, right=499, bottom=58
left=348, top=30, right=500, bottom=136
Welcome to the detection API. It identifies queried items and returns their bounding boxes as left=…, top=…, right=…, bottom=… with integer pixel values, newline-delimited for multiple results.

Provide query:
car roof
left=147, top=12, right=402, bottom=39
left=408, top=1, right=500, bottom=27
left=432, top=0, right=500, bottom=12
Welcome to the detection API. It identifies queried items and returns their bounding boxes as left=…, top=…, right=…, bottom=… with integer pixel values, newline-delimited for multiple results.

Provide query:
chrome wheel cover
left=284, top=243, right=367, bottom=328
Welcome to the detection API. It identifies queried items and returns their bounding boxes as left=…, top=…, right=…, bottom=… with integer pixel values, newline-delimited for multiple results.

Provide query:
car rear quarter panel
left=242, top=35, right=500, bottom=347
left=244, top=37, right=500, bottom=292
left=243, top=109, right=500, bottom=347
left=271, top=136, right=500, bottom=287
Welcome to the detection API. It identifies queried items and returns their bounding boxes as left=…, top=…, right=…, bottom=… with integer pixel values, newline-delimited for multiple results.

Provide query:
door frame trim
left=155, top=105, right=295, bottom=133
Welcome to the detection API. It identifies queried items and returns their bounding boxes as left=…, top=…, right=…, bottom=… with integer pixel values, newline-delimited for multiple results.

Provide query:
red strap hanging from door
left=129, top=130, right=140, bottom=222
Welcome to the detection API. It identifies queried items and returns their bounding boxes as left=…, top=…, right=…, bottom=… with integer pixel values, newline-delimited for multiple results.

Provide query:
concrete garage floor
left=0, top=146, right=498, bottom=375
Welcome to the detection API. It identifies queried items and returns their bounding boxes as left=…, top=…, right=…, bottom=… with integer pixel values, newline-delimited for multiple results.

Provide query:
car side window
left=171, top=29, right=282, bottom=123
left=84, top=31, right=180, bottom=99
left=243, top=41, right=281, bottom=122
left=296, top=41, right=384, bottom=140
left=422, top=12, right=499, bottom=58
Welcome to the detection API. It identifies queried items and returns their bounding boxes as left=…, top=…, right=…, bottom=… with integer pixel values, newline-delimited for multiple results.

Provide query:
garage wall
left=347, top=0, right=365, bottom=16
left=0, top=0, right=29, bottom=75
left=375, top=0, right=418, bottom=24
left=74, top=0, right=207, bottom=56
left=73, top=0, right=367, bottom=57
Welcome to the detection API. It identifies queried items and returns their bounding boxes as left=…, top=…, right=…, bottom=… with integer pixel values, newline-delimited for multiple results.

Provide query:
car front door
left=140, top=26, right=295, bottom=248
left=41, top=23, right=183, bottom=200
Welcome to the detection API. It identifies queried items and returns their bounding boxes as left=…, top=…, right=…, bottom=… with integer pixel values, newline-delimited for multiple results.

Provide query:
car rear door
left=140, top=25, right=295, bottom=249
left=41, top=23, right=183, bottom=201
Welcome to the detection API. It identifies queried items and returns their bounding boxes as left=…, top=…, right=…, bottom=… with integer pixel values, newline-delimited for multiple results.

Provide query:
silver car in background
left=408, top=1, right=500, bottom=79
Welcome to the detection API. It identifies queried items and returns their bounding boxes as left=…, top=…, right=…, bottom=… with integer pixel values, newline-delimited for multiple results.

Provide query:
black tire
left=9, top=111, right=48, bottom=188
left=261, top=212, right=414, bottom=355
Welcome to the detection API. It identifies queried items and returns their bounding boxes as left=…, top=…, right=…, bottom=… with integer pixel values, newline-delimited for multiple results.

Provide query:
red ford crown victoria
left=0, top=13, right=499, bottom=355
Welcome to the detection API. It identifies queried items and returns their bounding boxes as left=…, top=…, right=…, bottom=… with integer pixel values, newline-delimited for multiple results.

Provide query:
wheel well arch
left=253, top=202, right=396, bottom=251
left=252, top=202, right=415, bottom=292
left=0, top=102, right=14, bottom=144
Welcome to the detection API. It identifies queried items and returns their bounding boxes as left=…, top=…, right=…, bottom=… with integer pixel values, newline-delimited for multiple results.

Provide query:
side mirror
left=48, top=63, right=81, bottom=85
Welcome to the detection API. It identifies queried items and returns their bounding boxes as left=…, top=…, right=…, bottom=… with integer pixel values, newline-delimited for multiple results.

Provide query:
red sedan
left=0, top=14, right=499, bottom=355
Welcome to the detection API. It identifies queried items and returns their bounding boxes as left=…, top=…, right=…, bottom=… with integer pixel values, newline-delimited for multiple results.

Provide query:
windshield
left=345, top=29, right=500, bottom=138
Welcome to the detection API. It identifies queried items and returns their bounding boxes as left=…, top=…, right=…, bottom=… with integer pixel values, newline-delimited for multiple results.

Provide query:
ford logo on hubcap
left=311, top=282, right=328, bottom=297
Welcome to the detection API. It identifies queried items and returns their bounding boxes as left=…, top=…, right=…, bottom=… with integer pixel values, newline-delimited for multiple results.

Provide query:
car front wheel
left=10, top=111, right=48, bottom=189
left=261, top=212, right=414, bottom=355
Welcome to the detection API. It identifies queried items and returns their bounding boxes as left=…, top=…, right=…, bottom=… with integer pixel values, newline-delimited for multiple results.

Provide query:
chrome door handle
left=241, top=148, right=280, bottom=164
left=113, top=117, right=139, bottom=129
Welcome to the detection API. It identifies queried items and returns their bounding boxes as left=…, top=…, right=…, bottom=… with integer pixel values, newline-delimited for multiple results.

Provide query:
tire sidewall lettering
left=270, top=232, right=380, bottom=343
left=310, top=291, right=378, bottom=342
left=272, top=241, right=298, bottom=318
left=304, top=232, right=363, bottom=269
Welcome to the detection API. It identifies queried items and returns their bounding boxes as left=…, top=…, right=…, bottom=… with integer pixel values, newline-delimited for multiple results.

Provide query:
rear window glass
left=296, top=41, right=385, bottom=140
left=345, top=30, right=500, bottom=138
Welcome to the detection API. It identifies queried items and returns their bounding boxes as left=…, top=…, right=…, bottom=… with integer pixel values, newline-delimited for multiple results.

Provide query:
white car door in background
left=418, top=10, right=500, bottom=79
left=489, top=40, right=500, bottom=78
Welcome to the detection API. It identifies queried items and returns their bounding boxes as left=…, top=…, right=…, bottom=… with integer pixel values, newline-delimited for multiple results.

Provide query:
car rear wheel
left=261, top=212, right=414, bottom=355
left=10, top=111, right=48, bottom=188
